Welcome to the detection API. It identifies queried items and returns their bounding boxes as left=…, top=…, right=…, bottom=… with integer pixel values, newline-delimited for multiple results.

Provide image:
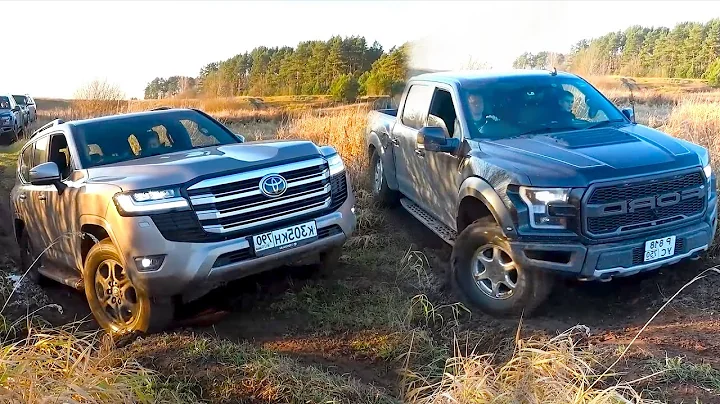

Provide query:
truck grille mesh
left=584, top=170, right=705, bottom=237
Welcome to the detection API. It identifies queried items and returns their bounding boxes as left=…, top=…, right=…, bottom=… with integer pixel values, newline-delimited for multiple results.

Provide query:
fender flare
left=458, top=176, right=517, bottom=238
left=78, top=214, right=122, bottom=265
left=367, top=130, right=399, bottom=190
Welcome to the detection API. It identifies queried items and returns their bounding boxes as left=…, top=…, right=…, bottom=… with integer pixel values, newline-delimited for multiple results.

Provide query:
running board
left=38, top=266, right=84, bottom=291
left=400, top=198, right=457, bottom=246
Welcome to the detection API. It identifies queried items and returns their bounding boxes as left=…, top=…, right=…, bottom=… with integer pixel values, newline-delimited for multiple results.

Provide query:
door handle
left=38, top=195, right=46, bottom=201
left=415, top=149, right=425, bottom=158
left=18, top=194, right=26, bottom=200
left=390, top=138, right=400, bottom=147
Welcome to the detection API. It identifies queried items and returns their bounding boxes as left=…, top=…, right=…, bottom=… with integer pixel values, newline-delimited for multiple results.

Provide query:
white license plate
left=643, top=235, right=676, bottom=262
left=252, top=221, right=318, bottom=256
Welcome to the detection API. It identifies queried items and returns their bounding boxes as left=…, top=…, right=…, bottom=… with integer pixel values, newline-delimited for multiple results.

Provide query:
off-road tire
left=18, top=228, right=48, bottom=285
left=370, top=149, right=399, bottom=207
left=450, top=217, right=554, bottom=317
left=83, top=239, right=174, bottom=336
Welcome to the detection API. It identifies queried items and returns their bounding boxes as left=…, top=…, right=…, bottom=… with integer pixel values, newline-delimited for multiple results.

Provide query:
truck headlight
left=519, top=187, right=571, bottom=229
left=327, top=153, right=345, bottom=176
left=703, top=163, right=712, bottom=181
left=113, top=188, right=189, bottom=216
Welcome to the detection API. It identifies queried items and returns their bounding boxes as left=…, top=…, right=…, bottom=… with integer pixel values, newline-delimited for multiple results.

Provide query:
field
left=2, top=76, right=720, bottom=403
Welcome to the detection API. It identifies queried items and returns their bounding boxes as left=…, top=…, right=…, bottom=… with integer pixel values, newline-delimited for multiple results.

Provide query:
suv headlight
left=326, top=153, right=345, bottom=176
left=113, top=188, right=189, bottom=216
left=519, top=187, right=571, bottom=229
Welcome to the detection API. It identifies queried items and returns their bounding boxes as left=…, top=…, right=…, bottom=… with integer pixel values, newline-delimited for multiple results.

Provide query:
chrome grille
left=187, top=158, right=331, bottom=234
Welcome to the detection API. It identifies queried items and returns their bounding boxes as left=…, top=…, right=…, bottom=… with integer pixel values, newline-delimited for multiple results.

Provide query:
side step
left=38, top=266, right=84, bottom=291
left=400, top=198, right=457, bottom=246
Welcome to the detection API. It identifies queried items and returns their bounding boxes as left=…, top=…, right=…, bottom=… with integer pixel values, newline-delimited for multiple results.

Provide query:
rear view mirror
left=29, top=162, right=61, bottom=186
left=621, top=107, right=635, bottom=123
left=417, top=126, right=460, bottom=153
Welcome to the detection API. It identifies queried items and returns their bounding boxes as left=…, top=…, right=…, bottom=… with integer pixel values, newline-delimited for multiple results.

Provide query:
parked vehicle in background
left=25, top=95, right=37, bottom=123
left=12, top=95, right=30, bottom=128
left=366, top=69, right=717, bottom=317
left=0, top=95, right=22, bottom=142
left=10, top=108, right=356, bottom=336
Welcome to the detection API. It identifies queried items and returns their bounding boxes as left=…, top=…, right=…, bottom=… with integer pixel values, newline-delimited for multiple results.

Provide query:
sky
left=2, top=0, right=718, bottom=99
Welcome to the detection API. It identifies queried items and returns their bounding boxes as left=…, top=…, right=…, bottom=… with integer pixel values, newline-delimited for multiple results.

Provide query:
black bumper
left=509, top=201, right=717, bottom=281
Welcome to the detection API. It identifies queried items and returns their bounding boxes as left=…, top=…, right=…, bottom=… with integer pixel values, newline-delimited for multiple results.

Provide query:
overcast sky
left=2, top=0, right=718, bottom=99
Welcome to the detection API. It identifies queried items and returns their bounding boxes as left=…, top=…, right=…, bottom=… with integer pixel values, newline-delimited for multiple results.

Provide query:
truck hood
left=86, top=140, right=326, bottom=191
left=474, top=124, right=708, bottom=187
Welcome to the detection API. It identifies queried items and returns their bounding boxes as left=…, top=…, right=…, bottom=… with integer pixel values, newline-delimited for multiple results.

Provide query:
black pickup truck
left=365, top=69, right=717, bottom=316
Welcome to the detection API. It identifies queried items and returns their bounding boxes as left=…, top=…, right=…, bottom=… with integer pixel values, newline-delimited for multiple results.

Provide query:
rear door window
left=401, top=84, right=434, bottom=130
left=33, top=136, right=50, bottom=166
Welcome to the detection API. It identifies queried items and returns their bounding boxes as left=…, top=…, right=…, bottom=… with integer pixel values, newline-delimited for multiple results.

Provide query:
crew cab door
left=41, top=132, right=81, bottom=270
left=13, top=141, right=47, bottom=257
left=420, top=86, right=464, bottom=229
left=391, top=83, right=435, bottom=203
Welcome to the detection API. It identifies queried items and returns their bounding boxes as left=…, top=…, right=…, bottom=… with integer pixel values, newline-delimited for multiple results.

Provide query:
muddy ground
left=1, top=143, right=720, bottom=403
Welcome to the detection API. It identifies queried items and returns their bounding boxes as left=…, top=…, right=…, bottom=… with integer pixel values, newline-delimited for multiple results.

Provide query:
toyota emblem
left=259, top=174, right=288, bottom=197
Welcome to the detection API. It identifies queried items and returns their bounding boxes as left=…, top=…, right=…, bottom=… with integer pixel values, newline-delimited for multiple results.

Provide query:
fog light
left=134, top=255, right=166, bottom=272
left=351, top=206, right=356, bottom=214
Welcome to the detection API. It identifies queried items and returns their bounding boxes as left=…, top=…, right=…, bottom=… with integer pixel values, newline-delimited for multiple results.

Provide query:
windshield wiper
left=515, top=125, right=579, bottom=137
left=585, top=119, right=626, bottom=130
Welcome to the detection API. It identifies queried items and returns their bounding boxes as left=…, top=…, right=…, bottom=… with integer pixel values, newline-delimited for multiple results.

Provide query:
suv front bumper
left=509, top=201, right=717, bottom=281
left=106, top=186, right=356, bottom=301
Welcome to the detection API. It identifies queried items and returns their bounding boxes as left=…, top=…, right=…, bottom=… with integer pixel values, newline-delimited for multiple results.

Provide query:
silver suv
left=10, top=108, right=356, bottom=335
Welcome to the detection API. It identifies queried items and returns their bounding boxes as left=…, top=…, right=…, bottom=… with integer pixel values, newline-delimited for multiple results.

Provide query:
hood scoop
left=537, top=128, right=640, bottom=149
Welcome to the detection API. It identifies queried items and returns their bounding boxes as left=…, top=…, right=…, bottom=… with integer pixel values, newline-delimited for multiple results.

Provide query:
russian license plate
left=252, top=221, right=318, bottom=257
left=643, top=235, right=676, bottom=262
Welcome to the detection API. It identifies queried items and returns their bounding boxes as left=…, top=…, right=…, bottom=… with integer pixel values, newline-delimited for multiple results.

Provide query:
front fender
left=367, top=130, right=399, bottom=191
left=458, top=176, right=517, bottom=239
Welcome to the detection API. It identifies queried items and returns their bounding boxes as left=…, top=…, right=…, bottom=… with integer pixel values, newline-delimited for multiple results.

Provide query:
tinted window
left=12, top=95, right=26, bottom=105
left=33, top=136, right=50, bottom=166
left=73, top=110, right=240, bottom=168
left=401, top=84, right=434, bottom=130
left=458, top=76, right=626, bottom=140
left=19, top=144, right=34, bottom=182
left=427, top=88, right=459, bottom=137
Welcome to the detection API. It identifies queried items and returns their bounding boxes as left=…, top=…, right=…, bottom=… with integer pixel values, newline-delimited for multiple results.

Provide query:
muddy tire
left=450, top=218, right=554, bottom=317
left=83, top=239, right=174, bottom=336
left=370, top=149, right=399, bottom=207
left=18, top=228, right=47, bottom=285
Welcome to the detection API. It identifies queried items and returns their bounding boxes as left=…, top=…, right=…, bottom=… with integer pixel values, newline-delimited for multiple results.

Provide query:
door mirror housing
left=11, top=106, right=20, bottom=113
left=621, top=107, right=635, bottom=122
left=233, top=133, right=245, bottom=142
left=417, top=126, right=460, bottom=153
left=29, top=162, right=61, bottom=186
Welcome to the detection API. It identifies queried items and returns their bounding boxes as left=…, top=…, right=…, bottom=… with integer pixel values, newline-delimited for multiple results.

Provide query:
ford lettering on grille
left=586, top=186, right=705, bottom=217
left=583, top=170, right=706, bottom=237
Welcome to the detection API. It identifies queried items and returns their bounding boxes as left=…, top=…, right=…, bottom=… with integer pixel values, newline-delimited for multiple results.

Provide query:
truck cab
left=366, top=70, right=717, bottom=317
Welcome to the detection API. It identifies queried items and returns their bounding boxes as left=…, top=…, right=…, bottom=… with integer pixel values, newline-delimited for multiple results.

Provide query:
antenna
left=620, top=78, right=637, bottom=123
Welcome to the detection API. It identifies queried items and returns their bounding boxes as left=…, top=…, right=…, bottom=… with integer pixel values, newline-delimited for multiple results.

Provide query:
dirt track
left=1, top=152, right=720, bottom=402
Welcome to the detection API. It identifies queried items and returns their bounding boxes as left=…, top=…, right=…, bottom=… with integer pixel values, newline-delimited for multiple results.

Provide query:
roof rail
left=31, top=118, right=64, bottom=137
left=150, top=106, right=173, bottom=111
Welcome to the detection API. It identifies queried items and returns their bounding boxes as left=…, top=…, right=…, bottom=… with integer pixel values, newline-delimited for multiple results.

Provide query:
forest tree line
left=144, top=36, right=408, bottom=101
left=513, top=19, right=720, bottom=85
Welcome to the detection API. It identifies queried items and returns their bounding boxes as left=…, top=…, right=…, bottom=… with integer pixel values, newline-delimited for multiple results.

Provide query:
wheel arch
left=457, top=176, right=517, bottom=238
left=368, top=130, right=399, bottom=190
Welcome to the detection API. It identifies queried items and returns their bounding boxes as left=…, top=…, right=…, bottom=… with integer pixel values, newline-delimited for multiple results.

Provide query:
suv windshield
left=0, top=96, right=10, bottom=109
left=458, top=75, right=626, bottom=140
left=12, top=95, right=26, bottom=105
left=74, top=110, right=241, bottom=168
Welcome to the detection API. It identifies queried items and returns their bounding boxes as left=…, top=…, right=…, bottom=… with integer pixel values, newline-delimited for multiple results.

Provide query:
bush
left=330, top=74, right=359, bottom=103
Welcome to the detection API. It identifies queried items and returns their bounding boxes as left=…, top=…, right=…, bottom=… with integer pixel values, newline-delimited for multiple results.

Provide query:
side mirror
left=234, top=133, right=245, bottom=142
left=29, top=162, right=61, bottom=186
left=11, top=106, right=19, bottom=113
left=417, top=126, right=460, bottom=153
left=621, top=108, right=635, bottom=123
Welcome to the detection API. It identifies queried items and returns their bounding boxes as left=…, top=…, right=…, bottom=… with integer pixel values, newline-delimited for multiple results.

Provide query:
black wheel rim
left=94, top=259, right=139, bottom=327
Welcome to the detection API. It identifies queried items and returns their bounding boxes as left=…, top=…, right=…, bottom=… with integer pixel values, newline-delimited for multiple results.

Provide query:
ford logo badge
left=259, top=174, right=287, bottom=198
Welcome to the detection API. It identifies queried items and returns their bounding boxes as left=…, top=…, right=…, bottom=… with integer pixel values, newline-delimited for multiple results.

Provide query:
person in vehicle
left=463, top=93, right=499, bottom=134
left=141, top=129, right=164, bottom=155
left=555, top=90, right=577, bottom=123
left=0, top=97, right=10, bottom=109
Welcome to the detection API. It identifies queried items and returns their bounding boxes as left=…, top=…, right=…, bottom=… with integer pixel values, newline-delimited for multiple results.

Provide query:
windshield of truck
left=12, top=95, right=26, bottom=105
left=458, top=76, right=627, bottom=140
left=73, top=110, right=240, bottom=168
left=0, top=97, right=10, bottom=109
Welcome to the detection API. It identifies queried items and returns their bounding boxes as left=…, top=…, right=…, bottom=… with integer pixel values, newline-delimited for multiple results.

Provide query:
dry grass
left=404, top=326, right=647, bottom=404
left=0, top=324, right=198, bottom=404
